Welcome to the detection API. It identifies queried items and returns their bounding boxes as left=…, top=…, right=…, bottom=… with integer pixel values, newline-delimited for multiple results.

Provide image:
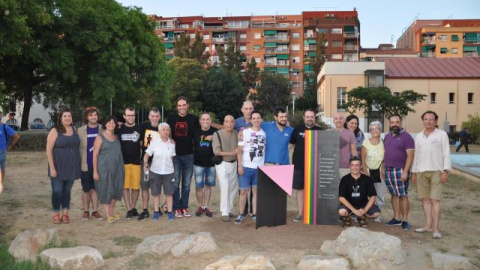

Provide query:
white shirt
left=412, top=128, right=451, bottom=173
left=145, top=138, right=176, bottom=174
left=241, top=128, right=266, bottom=169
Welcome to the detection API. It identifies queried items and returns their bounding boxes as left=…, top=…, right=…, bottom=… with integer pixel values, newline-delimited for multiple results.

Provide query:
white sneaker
left=374, top=216, right=382, bottom=223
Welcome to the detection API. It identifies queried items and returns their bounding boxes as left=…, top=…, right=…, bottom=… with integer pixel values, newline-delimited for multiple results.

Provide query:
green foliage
left=257, top=72, right=291, bottom=113
left=243, top=58, right=260, bottom=89
left=461, top=113, right=480, bottom=143
left=295, top=83, right=317, bottom=111
left=173, top=32, right=191, bottom=58
left=190, top=31, right=210, bottom=64
left=343, top=86, right=426, bottom=118
left=201, top=67, right=245, bottom=120
left=216, top=37, right=245, bottom=72
left=0, top=243, right=54, bottom=270
left=111, top=235, right=142, bottom=247
left=169, top=57, right=207, bottom=110
left=14, top=132, right=48, bottom=151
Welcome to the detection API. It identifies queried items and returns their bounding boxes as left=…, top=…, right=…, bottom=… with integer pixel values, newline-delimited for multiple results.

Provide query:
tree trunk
left=21, top=86, right=33, bottom=131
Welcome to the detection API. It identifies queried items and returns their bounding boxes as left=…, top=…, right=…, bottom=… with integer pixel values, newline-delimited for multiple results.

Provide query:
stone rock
left=204, top=255, right=245, bottom=270
left=321, top=227, right=406, bottom=270
left=8, top=228, right=59, bottom=262
left=171, top=231, right=217, bottom=257
left=40, top=246, right=103, bottom=269
left=298, top=255, right=350, bottom=270
left=236, top=255, right=275, bottom=270
left=135, top=233, right=184, bottom=256
left=431, top=252, right=474, bottom=270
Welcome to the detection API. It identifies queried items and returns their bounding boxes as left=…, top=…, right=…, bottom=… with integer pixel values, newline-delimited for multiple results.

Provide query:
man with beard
left=261, top=107, right=293, bottom=166
left=333, top=113, right=357, bottom=180
left=384, top=114, right=415, bottom=231
left=289, top=109, right=322, bottom=223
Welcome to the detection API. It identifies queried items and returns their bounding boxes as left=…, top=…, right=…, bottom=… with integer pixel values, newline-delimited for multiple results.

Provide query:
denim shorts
left=238, top=167, right=258, bottom=190
left=194, top=165, right=216, bottom=188
left=0, top=149, right=6, bottom=171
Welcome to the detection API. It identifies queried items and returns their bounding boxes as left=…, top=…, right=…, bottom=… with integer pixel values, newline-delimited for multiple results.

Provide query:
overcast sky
left=115, top=0, right=479, bottom=48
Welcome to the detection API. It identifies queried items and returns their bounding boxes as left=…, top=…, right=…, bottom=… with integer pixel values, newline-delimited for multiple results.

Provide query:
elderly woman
left=345, top=114, right=365, bottom=156
left=46, top=109, right=81, bottom=224
left=93, top=116, right=125, bottom=223
left=361, top=121, right=385, bottom=222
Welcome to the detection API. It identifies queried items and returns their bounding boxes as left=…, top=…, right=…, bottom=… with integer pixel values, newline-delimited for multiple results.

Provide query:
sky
left=115, top=0, right=479, bottom=48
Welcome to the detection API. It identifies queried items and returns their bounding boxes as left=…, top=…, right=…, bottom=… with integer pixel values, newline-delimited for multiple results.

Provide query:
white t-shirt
left=412, top=128, right=451, bottom=173
left=145, top=138, right=176, bottom=174
left=241, top=128, right=266, bottom=169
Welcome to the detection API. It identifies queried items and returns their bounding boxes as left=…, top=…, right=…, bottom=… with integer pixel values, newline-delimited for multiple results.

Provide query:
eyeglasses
left=370, top=128, right=380, bottom=132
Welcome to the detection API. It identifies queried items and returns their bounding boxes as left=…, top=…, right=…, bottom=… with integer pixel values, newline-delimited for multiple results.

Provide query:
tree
left=243, top=58, right=259, bottom=89
left=216, top=37, right=244, bottom=71
left=174, top=32, right=191, bottom=58
left=343, top=86, right=426, bottom=121
left=462, top=113, right=480, bottom=143
left=190, top=31, right=210, bottom=64
left=201, top=67, right=245, bottom=120
left=169, top=57, right=206, bottom=110
left=257, top=71, right=291, bottom=113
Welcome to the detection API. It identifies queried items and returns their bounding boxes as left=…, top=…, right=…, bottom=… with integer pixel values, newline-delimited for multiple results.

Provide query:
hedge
left=13, top=131, right=48, bottom=151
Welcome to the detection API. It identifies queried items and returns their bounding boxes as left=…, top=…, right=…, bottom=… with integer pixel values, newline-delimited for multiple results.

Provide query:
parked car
left=29, top=122, right=47, bottom=130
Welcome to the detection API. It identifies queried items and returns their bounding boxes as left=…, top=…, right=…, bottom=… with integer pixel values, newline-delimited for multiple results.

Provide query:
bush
left=14, top=132, right=48, bottom=151
left=461, top=113, right=480, bottom=144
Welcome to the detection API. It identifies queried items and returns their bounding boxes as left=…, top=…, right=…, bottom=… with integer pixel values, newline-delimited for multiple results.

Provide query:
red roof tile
left=385, top=58, right=480, bottom=79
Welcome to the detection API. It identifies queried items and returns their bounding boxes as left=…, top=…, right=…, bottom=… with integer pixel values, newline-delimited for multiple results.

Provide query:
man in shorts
left=412, top=111, right=451, bottom=239
left=0, top=111, right=20, bottom=193
left=289, top=109, right=322, bottom=223
left=118, top=107, right=142, bottom=219
left=193, top=113, right=217, bottom=217
left=338, top=157, right=380, bottom=228
left=235, top=111, right=265, bottom=224
left=77, top=107, right=102, bottom=220
left=138, top=107, right=162, bottom=220
left=384, top=114, right=415, bottom=230
left=143, top=123, right=176, bottom=221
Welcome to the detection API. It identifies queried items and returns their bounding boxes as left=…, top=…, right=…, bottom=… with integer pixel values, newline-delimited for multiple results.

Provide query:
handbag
left=368, top=161, right=383, bottom=183
left=211, top=132, right=223, bottom=165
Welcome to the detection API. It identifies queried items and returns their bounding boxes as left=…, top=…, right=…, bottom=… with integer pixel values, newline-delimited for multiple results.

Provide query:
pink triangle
left=259, top=165, right=294, bottom=195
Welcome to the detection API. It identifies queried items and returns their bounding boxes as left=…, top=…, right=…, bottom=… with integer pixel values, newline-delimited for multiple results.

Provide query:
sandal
left=341, top=216, right=352, bottom=227
left=52, top=213, right=61, bottom=224
left=357, top=216, right=368, bottom=228
left=61, top=215, right=70, bottom=224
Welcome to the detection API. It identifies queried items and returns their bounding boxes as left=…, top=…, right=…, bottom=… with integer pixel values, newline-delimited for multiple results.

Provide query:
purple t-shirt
left=339, top=129, right=356, bottom=168
left=384, top=130, right=415, bottom=168
left=86, top=126, right=99, bottom=169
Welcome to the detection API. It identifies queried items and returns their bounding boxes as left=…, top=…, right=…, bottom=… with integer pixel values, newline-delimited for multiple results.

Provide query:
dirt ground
left=1, top=151, right=480, bottom=270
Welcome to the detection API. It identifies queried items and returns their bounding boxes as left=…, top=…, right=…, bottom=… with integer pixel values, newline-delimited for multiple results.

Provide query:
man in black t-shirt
left=118, top=107, right=143, bottom=219
left=338, top=156, right=380, bottom=228
left=193, top=113, right=217, bottom=217
left=137, top=108, right=161, bottom=220
left=289, top=109, right=322, bottom=223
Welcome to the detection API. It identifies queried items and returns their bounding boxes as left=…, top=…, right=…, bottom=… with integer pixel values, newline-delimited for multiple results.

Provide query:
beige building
left=317, top=58, right=480, bottom=134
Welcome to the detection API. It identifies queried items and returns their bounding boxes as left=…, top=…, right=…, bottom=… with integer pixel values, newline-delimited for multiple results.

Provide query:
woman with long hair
left=93, top=116, right=125, bottom=223
left=46, top=109, right=81, bottom=224
left=344, top=114, right=365, bottom=156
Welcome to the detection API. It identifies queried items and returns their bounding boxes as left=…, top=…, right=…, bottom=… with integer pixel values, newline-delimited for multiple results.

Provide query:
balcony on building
left=464, top=33, right=480, bottom=44
left=304, top=64, right=314, bottom=76
left=264, top=30, right=290, bottom=41
left=344, top=53, right=359, bottom=62
left=204, top=22, right=224, bottom=30
left=156, top=20, right=178, bottom=30
left=212, top=32, right=237, bottom=43
left=264, top=43, right=289, bottom=54
left=227, top=20, right=250, bottom=29
left=421, top=45, right=436, bottom=58
left=344, top=43, right=358, bottom=51
left=463, top=45, right=479, bottom=57
left=343, top=26, right=359, bottom=38
left=422, top=34, right=436, bottom=45
left=251, top=19, right=276, bottom=29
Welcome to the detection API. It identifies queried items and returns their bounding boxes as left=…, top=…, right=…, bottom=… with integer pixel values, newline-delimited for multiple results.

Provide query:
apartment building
left=151, top=10, right=360, bottom=95
left=317, top=58, right=480, bottom=133
left=396, top=19, right=480, bottom=58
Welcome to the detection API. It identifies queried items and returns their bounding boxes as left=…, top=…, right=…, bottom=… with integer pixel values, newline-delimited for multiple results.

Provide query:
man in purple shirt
left=383, top=114, right=415, bottom=230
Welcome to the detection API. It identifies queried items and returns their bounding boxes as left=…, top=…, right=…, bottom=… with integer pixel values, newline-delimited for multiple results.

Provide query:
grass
left=437, top=246, right=449, bottom=253
left=0, top=243, right=54, bottom=270
left=128, top=254, right=152, bottom=269
left=103, top=251, right=123, bottom=259
left=111, top=235, right=142, bottom=247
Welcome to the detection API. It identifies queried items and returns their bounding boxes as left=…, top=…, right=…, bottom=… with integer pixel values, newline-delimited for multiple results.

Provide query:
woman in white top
left=361, top=121, right=385, bottom=222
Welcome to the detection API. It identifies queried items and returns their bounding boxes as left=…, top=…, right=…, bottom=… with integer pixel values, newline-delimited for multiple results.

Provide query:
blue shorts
left=239, top=167, right=258, bottom=190
left=385, top=167, right=410, bottom=197
left=194, top=165, right=216, bottom=188
left=0, top=149, right=6, bottom=171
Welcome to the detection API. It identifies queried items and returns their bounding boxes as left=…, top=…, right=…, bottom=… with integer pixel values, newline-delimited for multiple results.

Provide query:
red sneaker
left=195, top=207, right=203, bottom=217
left=82, top=211, right=89, bottom=221
left=182, top=208, right=192, bottom=217
left=91, top=211, right=103, bottom=220
left=205, top=207, right=213, bottom=217
left=175, top=209, right=183, bottom=218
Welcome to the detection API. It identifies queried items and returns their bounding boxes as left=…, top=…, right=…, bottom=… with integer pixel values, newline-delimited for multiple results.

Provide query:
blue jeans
left=51, top=178, right=75, bottom=212
left=194, top=165, right=216, bottom=188
left=173, top=154, right=194, bottom=210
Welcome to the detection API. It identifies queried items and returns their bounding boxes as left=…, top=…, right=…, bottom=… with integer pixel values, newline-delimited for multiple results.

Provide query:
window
left=240, top=33, right=247, bottom=39
left=451, top=48, right=458, bottom=54
left=292, top=81, right=300, bottom=88
left=439, top=35, right=447, bottom=41
left=393, top=92, right=400, bottom=97
left=337, top=87, right=346, bottom=111
left=292, top=32, right=300, bottom=38
left=368, top=75, right=384, bottom=87
left=254, top=33, right=261, bottom=39
left=451, top=35, right=459, bottom=42
left=449, top=92, right=455, bottom=104
left=203, top=35, right=210, bottom=40
left=331, top=28, right=342, bottom=34
left=440, top=47, right=448, bottom=54
left=331, top=54, right=342, bottom=60
left=189, top=33, right=196, bottom=39
left=430, top=93, right=436, bottom=104
left=239, top=45, right=246, bottom=51
left=292, top=56, right=300, bottom=63
left=292, top=44, right=300, bottom=51
left=331, top=41, right=342, bottom=47
left=317, top=28, right=328, bottom=34
left=227, top=21, right=249, bottom=28
left=468, top=93, right=474, bottom=104
left=449, top=125, right=456, bottom=134
left=254, top=57, right=262, bottom=63
left=253, top=45, right=261, bottom=51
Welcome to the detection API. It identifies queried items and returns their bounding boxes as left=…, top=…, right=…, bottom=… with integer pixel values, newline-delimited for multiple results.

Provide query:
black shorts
left=149, top=172, right=175, bottom=196
left=337, top=204, right=380, bottom=216
left=292, top=170, right=304, bottom=190
left=80, top=169, right=95, bottom=192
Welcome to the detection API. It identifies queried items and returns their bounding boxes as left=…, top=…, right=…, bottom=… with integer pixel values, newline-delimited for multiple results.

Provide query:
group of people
left=43, top=97, right=452, bottom=238
left=336, top=111, right=451, bottom=239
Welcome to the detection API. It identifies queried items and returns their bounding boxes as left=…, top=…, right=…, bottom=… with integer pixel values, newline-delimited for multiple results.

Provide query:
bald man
left=212, top=115, right=239, bottom=222
left=333, top=113, right=357, bottom=180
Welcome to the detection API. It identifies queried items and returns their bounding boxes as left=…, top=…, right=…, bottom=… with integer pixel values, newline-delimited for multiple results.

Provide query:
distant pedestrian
left=0, top=111, right=20, bottom=194
left=456, top=128, right=469, bottom=153
left=46, top=109, right=81, bottom=224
